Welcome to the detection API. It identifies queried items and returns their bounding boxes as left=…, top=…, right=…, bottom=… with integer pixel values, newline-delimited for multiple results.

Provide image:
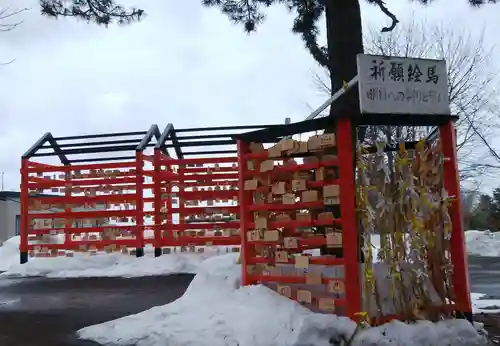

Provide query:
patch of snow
left=353, top=319, right=486, bottom=346
left=0, top=235, right=237, bottom=278
left=370, top=230, right=500, bottom=259
left=0, top=236, right=21, bottom=272
left=78, top=253, right=488, bottom=346
left=471, top=292, right=500, bottom=314
left=465, top=230, right=500, bottom=257
left=2, top=251, right=213, bottom=278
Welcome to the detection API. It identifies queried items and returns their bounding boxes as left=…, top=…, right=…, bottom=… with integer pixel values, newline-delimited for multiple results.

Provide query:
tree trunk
left=325, top=0, right=363, bottom=98
left=321, top=0, right=364, bottom=258
left=324, top=0, right=365, bottom=140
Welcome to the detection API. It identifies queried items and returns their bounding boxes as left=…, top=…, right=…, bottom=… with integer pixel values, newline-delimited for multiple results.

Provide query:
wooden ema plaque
left=277, top=285, right=291, bottom=298
left=242, top=137, right=345, bottom=314
left=318, top=298, right=336, bottom=312
left=297, top=290, right=312, bottom=304
left=327, top=279, right=345, bottom=294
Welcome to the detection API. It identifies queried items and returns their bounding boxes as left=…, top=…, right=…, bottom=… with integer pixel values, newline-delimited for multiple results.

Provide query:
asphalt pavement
left=468, top=255, right=500, bottom=299
left=0, top=274, right=195, bottom=346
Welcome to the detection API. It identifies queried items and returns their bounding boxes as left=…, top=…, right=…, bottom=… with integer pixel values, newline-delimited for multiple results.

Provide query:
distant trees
left=466, top=187, right=500, bottom=231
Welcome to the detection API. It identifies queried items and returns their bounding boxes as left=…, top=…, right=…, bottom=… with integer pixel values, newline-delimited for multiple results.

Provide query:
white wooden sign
left=356, top=54, right=450, bottom=115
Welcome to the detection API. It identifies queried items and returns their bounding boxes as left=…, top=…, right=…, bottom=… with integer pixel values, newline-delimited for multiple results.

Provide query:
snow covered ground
left=370, top=230, right=500, bottom=258
left=0, top=236, right=238, bottom=278
left=78, top=253, right=488, bottom=346
left=1, top=231, right=500, bottom=314
left=465, top=230, right=500, bottom=257
left=472, top=293, right=500, bottom=314
left=0, top=236, right=20, bottom=272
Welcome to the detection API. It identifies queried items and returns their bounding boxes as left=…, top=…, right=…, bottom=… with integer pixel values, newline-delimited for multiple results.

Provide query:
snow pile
left=465, top=230, right=500, bottom=257
left=370, top=230, right=500, bottom=258
left=472, top=293, right=500, bottom=314
left=0, top=236, right=21, bottom=272
left=78, top=253, right=487, bottom=346
left=0, top=235, right=228, bottom=278
left=1, top=251, right=214, bottom=278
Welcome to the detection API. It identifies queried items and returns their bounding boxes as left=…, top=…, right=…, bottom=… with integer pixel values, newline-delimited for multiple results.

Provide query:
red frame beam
left=336, top=117, right=361, bottom=318
left=439, top=120, right=472, bottom=314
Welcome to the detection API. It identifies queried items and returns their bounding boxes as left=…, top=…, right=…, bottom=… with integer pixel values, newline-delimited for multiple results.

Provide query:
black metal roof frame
left=22, top=113, right=457, bottom=165
left=22, top=124, right=163, bottom=165
left=154, top=123, right=287, bottom=159
left=231, top=113, right=458, bottom=143
left=229, top=113, right=458, bottom=155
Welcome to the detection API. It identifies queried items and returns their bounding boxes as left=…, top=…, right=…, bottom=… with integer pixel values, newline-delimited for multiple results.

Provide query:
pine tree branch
left=367, top=0, right=399, bottom=32
left=291, top=1, right=328, bottom=68
left=39, top=0, right=144, bottom=25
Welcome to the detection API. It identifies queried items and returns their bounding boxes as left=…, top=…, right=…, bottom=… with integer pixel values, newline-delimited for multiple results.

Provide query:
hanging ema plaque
left=356, top=54, right=450, bottom=115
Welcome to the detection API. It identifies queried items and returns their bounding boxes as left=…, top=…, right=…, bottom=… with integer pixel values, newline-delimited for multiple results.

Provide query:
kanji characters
left=389, top=62, right=404, bottom=82
left=370, top=59, right=386, bottom=81
left=408, top=64, right=423, bottom=82
left=426, top=65, right=439, bottom=84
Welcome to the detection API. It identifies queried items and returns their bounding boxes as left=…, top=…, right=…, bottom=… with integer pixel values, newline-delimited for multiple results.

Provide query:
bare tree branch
left=0, top=7, right=27, bottom=65
left=0, top=58, right=15, bottom=65
left=314, top=17, right=500, bottom=182
left=0, top=7, right=28, bottom=31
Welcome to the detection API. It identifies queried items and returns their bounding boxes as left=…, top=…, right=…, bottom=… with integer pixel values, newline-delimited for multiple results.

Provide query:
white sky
left=0, top=0, right=498, bottom=191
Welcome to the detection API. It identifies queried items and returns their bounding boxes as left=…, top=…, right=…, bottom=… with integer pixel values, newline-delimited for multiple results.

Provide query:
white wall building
left=0, top=191, right=22, bottom=242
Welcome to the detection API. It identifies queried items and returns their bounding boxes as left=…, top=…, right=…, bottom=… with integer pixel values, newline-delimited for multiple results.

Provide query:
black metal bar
left=166, top=139, right=235, bottom=148
left=136, top=124, right=161, bottom=151
left=47, top=134, right=70, bottom=165
left=362, top=141, right=422, bottom=154
left=174, top=124, right=283, bottom=132
left=232, top=117, right=332, bottom=142
left=22, top=132, right=52, bottom=159
left=156, top=123, right=174, bottom=149
left=175, top=134, right=234, bottom=140
left=169, top=125, right=183, bottom=160
left=152, top=125, right=161, bottom=142
left=232, top=114, right=458, bottom=143
left=53, top=131, right=147, bottom=141
left=31, top=145, right=138, bottom=157
left=40, top=139, right=141, bottom=148
left=425, top=126, right=440, bottom=142
left=68, top=156, right=136, bottom=163
left=182, top=150, right=237, bottom=155
left=356, top=114, right=457, bottom=127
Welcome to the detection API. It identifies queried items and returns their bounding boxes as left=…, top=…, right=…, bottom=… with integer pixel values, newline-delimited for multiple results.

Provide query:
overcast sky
left=0, top=0, right=498, bottom=191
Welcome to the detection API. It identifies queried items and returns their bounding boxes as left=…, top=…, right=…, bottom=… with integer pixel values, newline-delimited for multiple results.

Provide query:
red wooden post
left=336, top=117, right=362, bottom=318
left=64, top=165, right=72, bottom=248
left=237, top=139, right=253, bottom=285
left=135, top=151, right=145, bottom=257
left=439, top=120, right=472, bottom=315
left=153, top=149, right=162, bottom=256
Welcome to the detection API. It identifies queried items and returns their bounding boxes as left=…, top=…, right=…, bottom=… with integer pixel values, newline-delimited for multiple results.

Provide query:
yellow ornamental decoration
left=355, top=135, right=454, bottom=322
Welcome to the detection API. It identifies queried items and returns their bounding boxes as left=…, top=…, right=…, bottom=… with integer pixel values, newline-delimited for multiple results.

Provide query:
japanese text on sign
left=356, top=54, right=450, bottom=115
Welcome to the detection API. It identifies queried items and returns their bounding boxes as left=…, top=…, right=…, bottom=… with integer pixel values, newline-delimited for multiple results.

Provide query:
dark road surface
left=468, top=256, right=500, bottom=298
left=0, top=274, right=194, bottom=346
left=467, top=256, right=500, bottom=343
left=0, top=256, right=499, bottom=346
